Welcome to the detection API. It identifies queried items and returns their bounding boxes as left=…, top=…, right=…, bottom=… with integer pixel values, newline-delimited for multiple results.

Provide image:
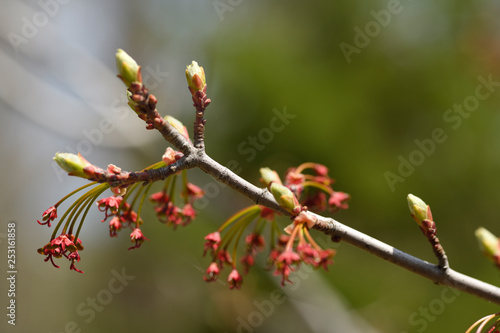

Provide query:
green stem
left=218, top=205, right=260, bottom=232
left=231, top=210, right=261, bottom=263
left=136, top=182, right=153, bottom=227
left=54, top=182, right=98, bottom=207
left=67, top=185, right=108, bottom=235
left=295, top=162, right=316, bottom=174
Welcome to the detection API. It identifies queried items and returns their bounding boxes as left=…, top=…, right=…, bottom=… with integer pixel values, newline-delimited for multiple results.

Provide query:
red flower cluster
left=240, top=233, right=265, bottom=274
left=202, top=209, right=337, bottom=288
left=37, top=154, right=346, bottom=285
left=150, top=183, right=204, bottom=228
left=202, top=162, right=349, bottom=289
left=285, top=162, right=350, bottom=213
left=37, top=152, right=207, bottom=274
left=270, top=211, right=336, bottom=285
left=97, top=196, right=145, bottom=242
left=37, top=233, right=84, bottom=273
left=203, top=230, right=241, bottom=288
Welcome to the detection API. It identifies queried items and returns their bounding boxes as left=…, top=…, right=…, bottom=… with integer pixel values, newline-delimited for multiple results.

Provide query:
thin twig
left=313, top=214, right=500, bottom=304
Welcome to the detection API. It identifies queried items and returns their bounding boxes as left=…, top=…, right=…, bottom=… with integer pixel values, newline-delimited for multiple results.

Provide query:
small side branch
left=84, top=158, right=193, bottom=188
left=407, top=195, right=449, bottom=269
left=186, top=62, right=211, bottom=149
left=428, top=232, right=449, bottom=269
left=313, top=215, right=500, bottom=305
left=128, top=82, right=193, bottom=155
left=193, top=109, right=206, bottom=150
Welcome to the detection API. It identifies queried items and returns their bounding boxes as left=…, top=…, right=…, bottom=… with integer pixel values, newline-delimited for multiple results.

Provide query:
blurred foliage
left=2, top=0, right=500, bottom=332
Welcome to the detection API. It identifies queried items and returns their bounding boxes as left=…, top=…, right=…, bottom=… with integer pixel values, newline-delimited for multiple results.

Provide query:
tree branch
left=194, top=152, right=291, bottom=216
left=80, top=134, right=500, bottom=304
left=79, top=50, right=500, bottom=306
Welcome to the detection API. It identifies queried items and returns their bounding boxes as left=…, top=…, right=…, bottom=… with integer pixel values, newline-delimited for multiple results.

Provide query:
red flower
left=216, top=249, right=232, bottom=268
left=285, top=169, right=305, bottom=197
left=203, top=262, right=220, bottom=282
left=311, top=175, right=332, bottom=186
left=245, top=233, right=265, bottom=254
left=268, top=234, right=291, bottom=267
left=109, top=216, right=122, bottom=237
left=328, top=191, right=350, bottom=211
left=274, top=250, right=301, bottom=286
left=166, top=205, right=183, bottom=226
left=151, top=182, right=203, bottom=228
left=277, top=234, right=291, bottom=246
left=240, top=254, right=255, bottom=274
left=37, top=234, right=84, bottom=273
left=52, top=234, right=77, bottom=252
left=97, top=196, right=123, bottom=222
left=227, top=269, right=243, bottom=290
left=184, top=183, right=205, bottom=200
left=128, top=228, right=149, bottom=250
left=68, top=251, right=83, bottom=273
left=317, top=249, right=336, bottom=271
left=119, top=207, right=139, bottom=228
left=313, top=164, right=329, bottom=176
left=182, top=204, right=196, bottom=225
left=267, top=248, right=281, bottom=267
left=203, top=231, right=221, bottom=256
left=37, top=245, right=62, bottom=268
left=150, top=191, right=184, bottom=228
left=150, top=191, right=168, bottom=203
left=301, top=192, right=327, bottom=212
left=162, top=147, right=178, bottom=165
left=37, top=206, right=57, bottom=227
left=297, top=243, right=319, bottom=266
left=285, top=169, right=305, bottom=186
left=293, top=211, right=317, bottom=229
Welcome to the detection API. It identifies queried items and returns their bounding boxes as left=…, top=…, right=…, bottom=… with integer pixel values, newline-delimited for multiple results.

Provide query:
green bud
left=164, top=115, right=189, bottom=139
left=475, top=227, right=500, bottom=263
left=407, top=194, right=431, bottom=227
left=270, top=182, right=300, bottom=215
left=185, top=61, right=206, bottom=92
left=259, top=167, right=282, bottom=187
left=116, top=49, right=141, bottom=87
left=53, top=152, right=91, bottom=178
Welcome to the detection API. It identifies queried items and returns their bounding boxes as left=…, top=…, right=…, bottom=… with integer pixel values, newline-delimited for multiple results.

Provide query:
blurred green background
left=1, top=0, right=500, bottom=332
